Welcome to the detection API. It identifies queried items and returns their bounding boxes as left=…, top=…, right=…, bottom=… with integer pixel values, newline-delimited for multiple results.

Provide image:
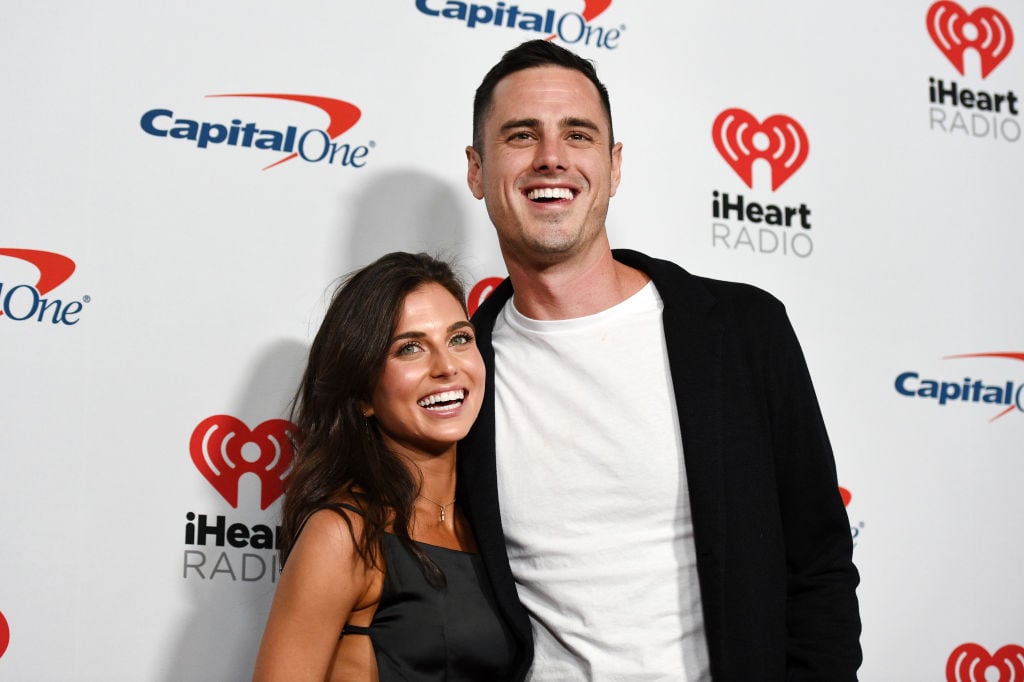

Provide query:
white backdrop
left=1, top=2, right=1021, bottom=680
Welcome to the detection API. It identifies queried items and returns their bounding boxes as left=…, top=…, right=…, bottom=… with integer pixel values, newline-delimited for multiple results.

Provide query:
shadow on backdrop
left=159, top=168, right=468, bottom=681
left=336, top=168, right=470, bottom=275
left=159, top=339, right=308, bottom=682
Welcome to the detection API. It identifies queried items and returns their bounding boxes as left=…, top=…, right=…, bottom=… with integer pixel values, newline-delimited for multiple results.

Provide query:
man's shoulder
left=612, top=248, right=784, bottom=314
left=470, top=249, right=787, bottom=330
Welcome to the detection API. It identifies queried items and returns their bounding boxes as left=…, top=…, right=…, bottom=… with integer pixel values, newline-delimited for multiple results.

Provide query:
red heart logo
left=927, top=2, right=1014, bottom=79
left=0, top=610, right=9, bottom=659
left=712, top=109, right=809, bottom=191
left=468, top=277, right=504, bottom=317
left=190, top=415, right=297, bottom=509
left=947, top=643, right=1024, bottom=681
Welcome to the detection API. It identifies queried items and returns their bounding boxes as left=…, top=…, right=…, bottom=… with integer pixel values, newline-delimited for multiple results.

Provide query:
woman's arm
left=252, top=508, right=379, bottom=681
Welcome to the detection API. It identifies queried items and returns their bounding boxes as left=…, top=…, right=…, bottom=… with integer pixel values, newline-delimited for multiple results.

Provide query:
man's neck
left=504, top=247, right=650, bottom=320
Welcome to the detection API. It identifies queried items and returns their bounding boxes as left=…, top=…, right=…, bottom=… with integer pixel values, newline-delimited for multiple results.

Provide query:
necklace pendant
left=440, top=508, right=446, bottom=522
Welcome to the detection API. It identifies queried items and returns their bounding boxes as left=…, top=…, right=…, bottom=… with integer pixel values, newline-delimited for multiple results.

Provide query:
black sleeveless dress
left=328, top=505, right=518, bottom=680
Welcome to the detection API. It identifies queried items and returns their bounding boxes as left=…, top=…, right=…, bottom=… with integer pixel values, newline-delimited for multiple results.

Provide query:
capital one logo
left=927, top=2, right=1014, bottom=78
left=712, top=109, right=809, bottom=191
left=839, top=486, right=865, bottom=546
left=895, top=352, right=1024, bottom=422
left=414, top=0, right=622, bottom=50
left=947, top=643, right=1024, bottom=681
left=190, top=415, right=296, bottom=510
left=140, top=93, right=368, bottom=171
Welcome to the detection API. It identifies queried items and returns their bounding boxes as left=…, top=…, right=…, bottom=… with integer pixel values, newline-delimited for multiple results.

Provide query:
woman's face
left=365, top=282, right=484, bottom=459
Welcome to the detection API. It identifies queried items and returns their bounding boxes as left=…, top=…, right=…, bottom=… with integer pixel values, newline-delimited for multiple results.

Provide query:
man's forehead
left=492, top=65, right=598, bottom=98
left=487, top=66, right=607, bottom=126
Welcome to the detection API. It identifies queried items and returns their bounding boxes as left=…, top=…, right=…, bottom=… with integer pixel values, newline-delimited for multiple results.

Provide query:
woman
left=253, top=252, right=518, bottom=680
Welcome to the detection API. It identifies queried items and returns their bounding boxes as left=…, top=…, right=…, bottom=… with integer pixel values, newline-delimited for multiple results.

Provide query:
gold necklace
left=418, top=494, right=455, bottom=522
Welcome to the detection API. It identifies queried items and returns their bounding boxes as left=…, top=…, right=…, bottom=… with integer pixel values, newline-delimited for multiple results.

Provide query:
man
left=458, top=39, right=861, bottom=681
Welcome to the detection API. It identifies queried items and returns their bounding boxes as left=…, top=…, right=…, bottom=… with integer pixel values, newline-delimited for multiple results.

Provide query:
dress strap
left=341, top=623, right=371, bottom=638
left=318, top=501, right=365, bottom=517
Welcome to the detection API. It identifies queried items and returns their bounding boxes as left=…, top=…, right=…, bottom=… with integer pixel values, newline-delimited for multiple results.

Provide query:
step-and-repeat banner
left=1, top=2, right=1021, bottom=680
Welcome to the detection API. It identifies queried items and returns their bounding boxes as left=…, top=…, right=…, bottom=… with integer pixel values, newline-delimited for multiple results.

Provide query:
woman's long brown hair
left=279, top=252, right=467, bottom=587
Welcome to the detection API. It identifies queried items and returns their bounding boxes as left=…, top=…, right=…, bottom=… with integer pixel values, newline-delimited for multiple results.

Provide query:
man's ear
left=609, top=142, right=623, bottom=197
left=466, top=146, right=485, bottom=200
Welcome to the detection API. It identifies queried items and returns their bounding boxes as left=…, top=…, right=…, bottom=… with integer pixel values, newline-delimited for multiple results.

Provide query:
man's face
left=466, top=65, right=622, bottom=270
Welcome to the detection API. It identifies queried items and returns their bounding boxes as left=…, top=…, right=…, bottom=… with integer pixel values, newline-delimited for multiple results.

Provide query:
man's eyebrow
left=498, top=117, right=601, bottom=134
left=561, top=116, right=600, bottom=131
left=499, top=118, right=540, bottom=134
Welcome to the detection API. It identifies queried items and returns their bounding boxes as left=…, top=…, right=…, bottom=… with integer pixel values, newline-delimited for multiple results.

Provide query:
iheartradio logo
left=712, top=109, right=809, bottom=191
left=947, top=643, right=1024, bottom=681
left=927, top=2, right=1014, bottom=79
left=190, top=415, right=296, bottom=510
left=468, top=277, right=504, bottom=317
left=0, top=609, right=9, bottom=659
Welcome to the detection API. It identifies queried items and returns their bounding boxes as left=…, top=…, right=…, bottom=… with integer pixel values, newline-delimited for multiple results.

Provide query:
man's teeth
left=527, top=187, right=573, bottom=201
left=418, top=389, right=466, bottom=408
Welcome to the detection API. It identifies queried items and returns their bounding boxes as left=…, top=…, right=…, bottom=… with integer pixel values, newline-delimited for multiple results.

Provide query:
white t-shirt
left=493, top=282, right=711, bottom=681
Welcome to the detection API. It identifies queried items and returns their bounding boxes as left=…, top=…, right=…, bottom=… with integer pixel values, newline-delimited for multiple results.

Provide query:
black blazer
left=458, top=249, right=861, bottom=681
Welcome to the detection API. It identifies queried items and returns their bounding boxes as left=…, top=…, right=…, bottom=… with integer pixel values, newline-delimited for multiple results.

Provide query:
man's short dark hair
left=472, top=39, right=614, bottom=153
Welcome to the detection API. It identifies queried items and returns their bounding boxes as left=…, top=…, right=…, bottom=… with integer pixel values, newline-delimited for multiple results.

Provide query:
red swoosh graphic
left=989, top=405, right=1017, bottom=422
left=207, top=93, right=362, bottom=170
left=582, top=0, right=612, bottom=21
left=945, top=352, right=1024, bottom=422
left=0, top=248, right=76, bottom=317
left=546, top=0, right=613, bottom=40
left=945, top=352, right=1024, bottom=362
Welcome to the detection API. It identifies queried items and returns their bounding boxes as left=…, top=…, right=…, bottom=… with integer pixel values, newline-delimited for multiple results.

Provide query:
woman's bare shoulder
left=296, top=502, right=366, bottom=554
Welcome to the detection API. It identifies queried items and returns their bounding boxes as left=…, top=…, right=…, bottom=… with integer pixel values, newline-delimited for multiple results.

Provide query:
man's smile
left=526, top=187, right=576, bottom=202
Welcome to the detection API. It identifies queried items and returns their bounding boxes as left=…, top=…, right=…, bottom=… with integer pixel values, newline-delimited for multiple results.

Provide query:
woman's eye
left=450, top=332, right=474, bottom=347
left=396, top=342, right=421, bottom=356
